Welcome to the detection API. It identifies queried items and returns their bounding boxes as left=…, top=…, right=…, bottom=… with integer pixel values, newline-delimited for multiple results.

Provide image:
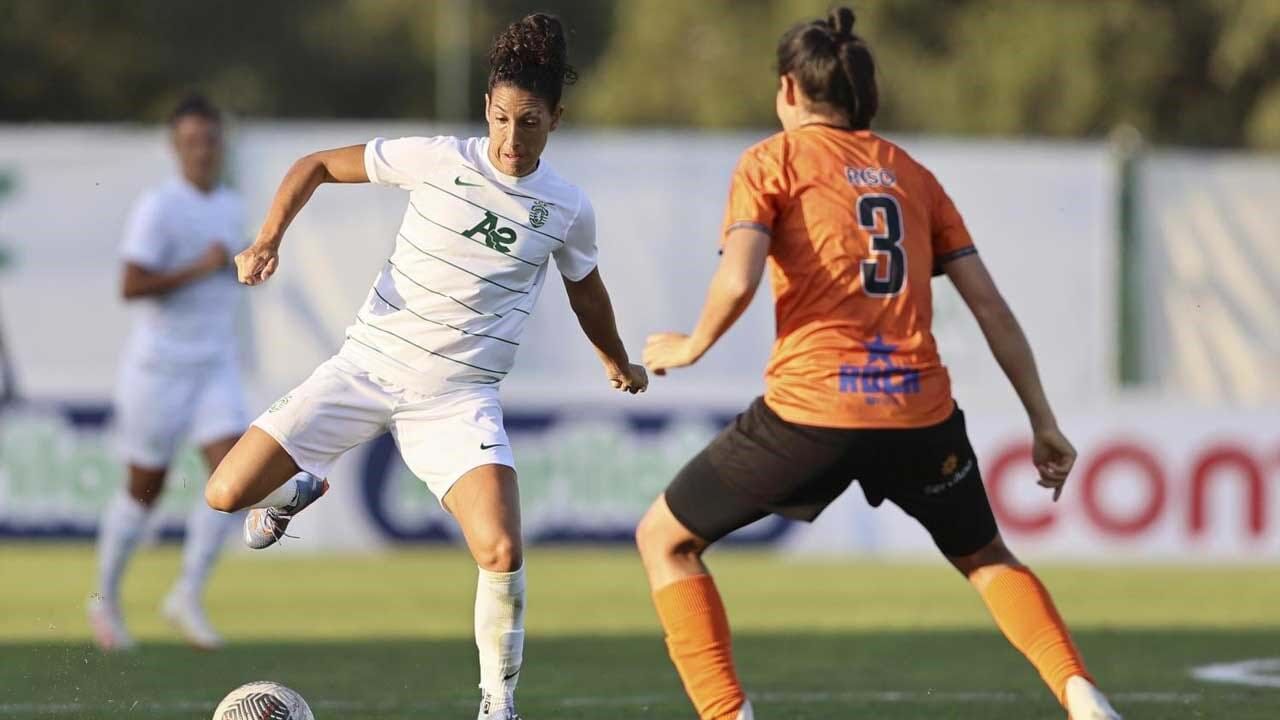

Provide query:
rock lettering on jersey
left=838, top=334, right=921, bottom=405
left=461, top=211, right=518, bottom=254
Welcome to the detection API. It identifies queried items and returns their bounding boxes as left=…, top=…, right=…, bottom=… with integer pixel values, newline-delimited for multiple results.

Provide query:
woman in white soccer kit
left=204, top=14, right=646, bottom=720
left=90, top=95, right=250, bottom=653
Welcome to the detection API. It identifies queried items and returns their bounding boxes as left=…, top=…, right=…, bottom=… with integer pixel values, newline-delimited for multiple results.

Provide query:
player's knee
left=635, top=506, right=699, bottom=561
left=634, top=507, right=665, bottom=558
left=128, top=482, right=165, bottom=507
left=127, top=467, right=168, bottom=506
left=204, top=473, right=242, bottom=513
left=473, top=536, right=522, bottom=573
left=948, top=535, right=1021, bottom=581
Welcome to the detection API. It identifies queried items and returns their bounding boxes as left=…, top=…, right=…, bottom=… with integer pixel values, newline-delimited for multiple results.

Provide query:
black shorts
left=664, top=398, right=998, bottom=557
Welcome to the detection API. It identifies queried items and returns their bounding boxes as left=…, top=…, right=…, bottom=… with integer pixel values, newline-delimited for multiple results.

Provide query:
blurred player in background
left=202, top=13, right=646, bottom=720
left=89, top=95, right=248, bottom=652
left=639, top=8, right=1121, bottom=720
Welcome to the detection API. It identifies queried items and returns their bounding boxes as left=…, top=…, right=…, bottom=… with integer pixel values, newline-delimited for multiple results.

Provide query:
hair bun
left=490, top=12, right=577, bottom=85
left=828, top=6, right=857, bottom=38
left=488, top=12, right=577, bottom=108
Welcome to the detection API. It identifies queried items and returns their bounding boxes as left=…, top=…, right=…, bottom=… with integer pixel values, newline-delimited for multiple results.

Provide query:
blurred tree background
left=1, top=0, right=1278, bottom=148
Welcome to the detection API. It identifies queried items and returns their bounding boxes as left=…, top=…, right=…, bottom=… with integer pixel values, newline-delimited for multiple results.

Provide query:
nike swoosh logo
left=502, top=667, right=521, bottom=680
left=455, top=176, right=483, bottom=187
left=480, top=442, right=507, bottom=450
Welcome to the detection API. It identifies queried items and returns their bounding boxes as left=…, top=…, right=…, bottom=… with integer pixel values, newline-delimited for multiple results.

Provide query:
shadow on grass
left=3, top=629, right=1278, bottom=719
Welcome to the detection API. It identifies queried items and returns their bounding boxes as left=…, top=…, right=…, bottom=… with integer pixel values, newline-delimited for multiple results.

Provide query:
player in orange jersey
left=637, top=7, right=1121, bottom=720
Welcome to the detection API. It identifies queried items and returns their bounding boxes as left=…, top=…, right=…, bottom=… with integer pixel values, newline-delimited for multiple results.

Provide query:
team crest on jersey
left=528, top=200, right=551, bottom=228
left=837, top=335, right=921, bottom=405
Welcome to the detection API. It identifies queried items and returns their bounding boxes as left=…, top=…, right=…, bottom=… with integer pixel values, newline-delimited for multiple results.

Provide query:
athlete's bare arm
left=236, top=145, right=367, bottom=286
left=562, top=268, right=648, bottom=394
left=945, top=252, right=1076, bottom=499
left=121, top=245, right=228, bottom=299
left=644, top=228, right=769, bottom=375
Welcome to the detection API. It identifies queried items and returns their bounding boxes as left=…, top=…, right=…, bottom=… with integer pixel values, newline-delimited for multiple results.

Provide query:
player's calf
left=443, top=465, right=528, bottom=717
left=205, top=426, right=304, bottom=512
left=638, top=497, right=749, bottom=720
left=954, top=536, right=1099, bottom=712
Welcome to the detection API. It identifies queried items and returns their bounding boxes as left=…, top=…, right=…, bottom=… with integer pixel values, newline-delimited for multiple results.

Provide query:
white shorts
left=115, top=353, right=249, bottom=469
left=253, top=355, right=514, bottom=503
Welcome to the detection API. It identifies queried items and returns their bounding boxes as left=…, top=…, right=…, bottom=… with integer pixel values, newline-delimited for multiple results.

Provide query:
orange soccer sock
left=652, top=574, right=747, bottom=720
left=979, top=566, right=1094, bottom=706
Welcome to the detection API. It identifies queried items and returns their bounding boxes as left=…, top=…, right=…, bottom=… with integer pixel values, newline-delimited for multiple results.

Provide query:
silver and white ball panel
left=213, top=681, right=314, bottom=720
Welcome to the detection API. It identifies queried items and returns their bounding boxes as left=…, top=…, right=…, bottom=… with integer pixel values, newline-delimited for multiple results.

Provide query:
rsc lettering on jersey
left=838, top=335, right=920, bottom=405
left=844, top=166, right=896, bottom=188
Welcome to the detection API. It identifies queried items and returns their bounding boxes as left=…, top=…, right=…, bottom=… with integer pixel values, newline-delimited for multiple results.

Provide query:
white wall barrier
left=1, top=401, right=1277, bottom=562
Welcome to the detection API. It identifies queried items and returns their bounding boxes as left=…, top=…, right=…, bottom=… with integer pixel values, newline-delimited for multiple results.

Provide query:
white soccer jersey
left=120, top=178, right=247, bottom=363
left=338, top=136, right=598, bottom=392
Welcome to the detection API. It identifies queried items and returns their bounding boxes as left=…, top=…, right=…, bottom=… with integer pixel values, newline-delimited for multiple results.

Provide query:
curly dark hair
left=488, top=13, right=578, bottom=109
left=777, top=6, right=879, bottom=130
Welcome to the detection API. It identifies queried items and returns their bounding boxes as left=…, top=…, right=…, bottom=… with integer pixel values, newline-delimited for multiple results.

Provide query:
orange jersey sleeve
left=927, top=169, right=977, bottom=272
left=721, top=136, right=790, bottom=245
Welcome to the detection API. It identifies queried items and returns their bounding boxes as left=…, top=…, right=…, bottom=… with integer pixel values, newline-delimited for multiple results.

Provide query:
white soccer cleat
left=87, top=596, right=135, bottom=652
left=477, top=691, right=520, bottom=720
left=161, top=590, right=223, bottom=650
left=736, top=700, right=755, bottom=720
left=244, top=473, right=329, bottom=550
left=1065, top=676, right=1122, bottom=720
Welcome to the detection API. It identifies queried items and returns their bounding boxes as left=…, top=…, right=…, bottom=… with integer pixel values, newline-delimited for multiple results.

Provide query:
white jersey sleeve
left=120, top=192, right=167, bottom=268
left=552, top=193, right=598, bottom=281
left=364, top=136, right=459, bottom=190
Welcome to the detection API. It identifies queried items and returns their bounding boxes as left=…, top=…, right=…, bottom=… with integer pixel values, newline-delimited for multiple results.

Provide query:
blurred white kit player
left=89, top=95, right=249, bottom=652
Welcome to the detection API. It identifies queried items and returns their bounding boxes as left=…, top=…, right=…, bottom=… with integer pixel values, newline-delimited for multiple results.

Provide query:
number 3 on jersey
left=858, top=194, right=906, bottom=297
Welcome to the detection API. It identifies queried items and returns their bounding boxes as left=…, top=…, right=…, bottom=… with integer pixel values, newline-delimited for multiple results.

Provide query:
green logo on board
left=461, top=211, right=517, bottom=254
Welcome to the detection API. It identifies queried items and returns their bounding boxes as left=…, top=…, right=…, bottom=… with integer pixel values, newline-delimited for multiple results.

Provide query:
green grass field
left=2, top=544, right=1278, bottom=719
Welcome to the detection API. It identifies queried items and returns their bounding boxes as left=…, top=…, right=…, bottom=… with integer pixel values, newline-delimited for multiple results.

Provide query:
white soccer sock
left=96, top=488, right=150, bottom=605
left=475, top=564, right=526, bottom=701
left=248, top=475, right=300, bottom=510
left=174, top=502, right=240, bottom=598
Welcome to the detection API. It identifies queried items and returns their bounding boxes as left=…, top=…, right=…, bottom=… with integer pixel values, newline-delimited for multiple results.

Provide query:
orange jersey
left=722, top=125, right=975, bottom=429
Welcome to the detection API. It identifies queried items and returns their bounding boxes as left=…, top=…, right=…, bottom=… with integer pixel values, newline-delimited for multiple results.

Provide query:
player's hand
left=643, top=332, right=700, bottom=376
left=235, top=241, right=280, bottom=286
left=608, top=362, right=649, bottom=394
left=197, top=242, right=230, bottom=275
left=1032, top=426, right=1076, bottom=501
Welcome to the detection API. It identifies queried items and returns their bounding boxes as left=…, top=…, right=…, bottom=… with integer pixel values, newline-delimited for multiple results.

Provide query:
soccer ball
left=212, top=681, right=314, bottom=720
